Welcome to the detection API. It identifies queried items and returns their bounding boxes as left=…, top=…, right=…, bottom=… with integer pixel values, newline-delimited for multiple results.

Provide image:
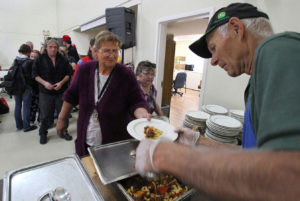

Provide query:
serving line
left=1, top=155, right=211, bottom=201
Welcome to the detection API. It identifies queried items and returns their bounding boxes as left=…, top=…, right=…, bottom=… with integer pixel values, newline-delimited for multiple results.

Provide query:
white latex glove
left=135, top=140, right=160, bottom=177
left=175, top=128, right=200, bottom=146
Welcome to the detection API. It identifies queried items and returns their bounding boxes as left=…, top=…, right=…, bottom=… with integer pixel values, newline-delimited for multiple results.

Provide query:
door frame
left=154, top=7, right=214, bottom=109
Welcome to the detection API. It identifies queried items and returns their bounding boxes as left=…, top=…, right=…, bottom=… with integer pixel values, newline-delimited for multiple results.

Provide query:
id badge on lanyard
left=93, top=67, right=115, bottom=122
left=92, top=111, right=98, bottom=122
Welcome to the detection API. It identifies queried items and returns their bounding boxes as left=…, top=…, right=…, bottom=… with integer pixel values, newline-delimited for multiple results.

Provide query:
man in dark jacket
left=62, top=35, right=80, bottom=63
left=32, top=39, right=73, bottom=144
left=13, top=44, right=37, bottom=132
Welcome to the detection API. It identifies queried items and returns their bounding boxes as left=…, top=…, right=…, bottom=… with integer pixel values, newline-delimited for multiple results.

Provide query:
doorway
left=154, top=8, right=213, bottom=126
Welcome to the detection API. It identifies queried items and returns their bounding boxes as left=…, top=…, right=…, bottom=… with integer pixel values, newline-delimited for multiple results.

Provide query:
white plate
left=206, top=120, right=241, bottom=132
left=186, top=110, right=210, bottom=121
left=229, top=109, right=245, bottom=117
left=204, top=104, right=228, bottom=114
left=127, top=118, right=178, bottom=141
left=210, top=115, right=242, bottom=129
left=205, top=130, right=238, bottom=144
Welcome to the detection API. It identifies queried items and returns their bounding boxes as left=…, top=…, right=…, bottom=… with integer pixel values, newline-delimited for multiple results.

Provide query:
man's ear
left=228, top=17, right=245, bottom=39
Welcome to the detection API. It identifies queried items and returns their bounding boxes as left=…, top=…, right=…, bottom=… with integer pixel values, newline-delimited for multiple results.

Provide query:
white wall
left=175, top=40, right=204, bottom=73
left=0, top=0, right=57, bottom=67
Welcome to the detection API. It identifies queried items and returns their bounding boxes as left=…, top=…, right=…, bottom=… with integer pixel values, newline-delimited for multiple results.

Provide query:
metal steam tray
left=116, top=175, right=195, bottom=201
left=2, top=154, right=104, bottom=201
left=88, top=139, right=139, bottom=185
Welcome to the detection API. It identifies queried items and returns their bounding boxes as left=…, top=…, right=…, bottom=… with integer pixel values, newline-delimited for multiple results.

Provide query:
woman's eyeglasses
left=142, top=71, right=156, bottom=77
left=100, top=49, right=119, bottom=55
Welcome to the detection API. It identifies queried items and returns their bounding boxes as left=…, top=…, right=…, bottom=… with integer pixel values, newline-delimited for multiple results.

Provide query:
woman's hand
left=134, top=107, right=152, bottom=121
left=56, top=117, right=67, bottom=137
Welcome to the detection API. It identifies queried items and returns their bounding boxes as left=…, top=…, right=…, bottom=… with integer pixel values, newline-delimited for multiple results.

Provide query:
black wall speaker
left=105, top=7, right=136, bottom=49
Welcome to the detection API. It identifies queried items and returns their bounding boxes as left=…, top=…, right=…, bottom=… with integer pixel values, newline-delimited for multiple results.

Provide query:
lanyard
left=96, top=67, right=115, bottom=104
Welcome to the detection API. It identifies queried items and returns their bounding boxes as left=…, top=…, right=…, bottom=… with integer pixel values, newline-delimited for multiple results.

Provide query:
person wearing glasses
left=56, top=31, right=151, bottom=157
left=136, top=61, right=163, bottom=117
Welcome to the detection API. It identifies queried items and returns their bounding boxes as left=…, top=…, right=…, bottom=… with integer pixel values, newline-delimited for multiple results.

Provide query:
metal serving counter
left=1, top=156, right=209, bottom=201
left=2, top=155, right=103, bottom=201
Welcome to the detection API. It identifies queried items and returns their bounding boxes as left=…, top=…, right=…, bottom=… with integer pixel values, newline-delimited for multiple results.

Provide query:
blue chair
left=172, top=72, right=187, bottom=96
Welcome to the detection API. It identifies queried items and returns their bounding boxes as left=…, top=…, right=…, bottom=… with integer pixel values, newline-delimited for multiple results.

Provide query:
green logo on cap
left=218, top=12, right=226, bottom=19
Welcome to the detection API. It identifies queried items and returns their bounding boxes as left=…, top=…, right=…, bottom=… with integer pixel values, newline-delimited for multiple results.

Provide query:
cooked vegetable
left=122, top=174, right=190, bottom=201
left=144, top=126, right=163, bottom=140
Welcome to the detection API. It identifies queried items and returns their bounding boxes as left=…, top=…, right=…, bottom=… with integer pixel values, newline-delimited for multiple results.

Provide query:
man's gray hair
left=217, top=17, right=274, bottom=40
left=42, top=38, right=59, bottom=55
left=26, top=41, right=33, bottom=46
left=45, top=38, right=59, bottom=48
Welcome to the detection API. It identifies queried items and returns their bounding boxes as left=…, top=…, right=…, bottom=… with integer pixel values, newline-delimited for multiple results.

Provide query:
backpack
left=1, top=59, right=26, bottom=97
left=0, top=97, right=9, bottom=114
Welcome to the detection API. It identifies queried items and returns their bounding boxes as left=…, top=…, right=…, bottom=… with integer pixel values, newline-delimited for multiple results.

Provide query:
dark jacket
left=13, top=57, right=34, bottom=95
left=32, top=53, right=72, bottom=95
left=63, top=61, right=149, bottom=156
left=67, top=45, right=80, bottom=63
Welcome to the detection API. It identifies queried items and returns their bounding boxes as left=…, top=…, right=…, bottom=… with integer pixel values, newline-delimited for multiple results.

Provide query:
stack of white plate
left=228, top=110, right=244, bottom=144
left=205, top=115, right=242, bottom=145
left=202, top=104, right=228, bottom=115
left=183, top=110, right=210, bottom=131
left=229, top=109, right=244, bottom=123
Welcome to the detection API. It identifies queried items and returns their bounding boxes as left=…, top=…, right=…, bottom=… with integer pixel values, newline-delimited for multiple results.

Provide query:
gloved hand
left=135, top=140, right=160, bottom=177
left=175, top=128, right=200, bottom=146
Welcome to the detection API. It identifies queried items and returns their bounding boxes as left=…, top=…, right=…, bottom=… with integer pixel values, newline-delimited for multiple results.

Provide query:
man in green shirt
left=135, top=3, right=300, bottom=201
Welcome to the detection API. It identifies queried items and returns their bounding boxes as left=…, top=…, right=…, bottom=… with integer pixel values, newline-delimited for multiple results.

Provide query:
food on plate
left=144, top=126, right=163, bottom=139
left=121, top=174, right=190, bottom=201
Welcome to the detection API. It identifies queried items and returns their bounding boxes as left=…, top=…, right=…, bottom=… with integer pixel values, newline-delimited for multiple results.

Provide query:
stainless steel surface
left=129, top=150, right=136, bottom=158
left=52, top=187, right=71, bottom=201
left=88, top=139, right=139, bottom=185
left=116, top=183, right=134, bottom=201
left=38, top=192, right=52, bottom=201
left=38, top=187, right=71, bottom=201
left=117, top=180, right=195, bottom=201
left=3, top=155, right=104, bottom=201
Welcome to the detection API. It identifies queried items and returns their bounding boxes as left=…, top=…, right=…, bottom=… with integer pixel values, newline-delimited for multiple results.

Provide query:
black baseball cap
left=189, top=3, right=269, bottom=58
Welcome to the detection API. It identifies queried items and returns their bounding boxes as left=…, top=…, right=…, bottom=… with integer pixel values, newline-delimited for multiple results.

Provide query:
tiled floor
left=0, top=94, right=76, bottom=179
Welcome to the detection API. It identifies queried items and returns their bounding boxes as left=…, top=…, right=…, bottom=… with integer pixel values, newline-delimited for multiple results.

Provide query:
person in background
left=32, top=39, right=73, bottom=144
left=135, top=3, right=300, bottom=201
left=56, top=31, right=151, bottom=157
left=26, top=41, right=34, bottom=51
left=72, top=37, right=96, bottom=111
left=29, top=50, right=40, bottom=125
left=61, top=35, right=80, bottom=63
left=59, top=45, right=76, bottom=71
left=73, top=37, right=96, bottom=78
left=58, top=45, right=74, bottom=116
left=13, top=44, right=37, bottom=132
left=30, top=50, right=39, bottom=60
left=136, top=60, right=163, bottom=116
